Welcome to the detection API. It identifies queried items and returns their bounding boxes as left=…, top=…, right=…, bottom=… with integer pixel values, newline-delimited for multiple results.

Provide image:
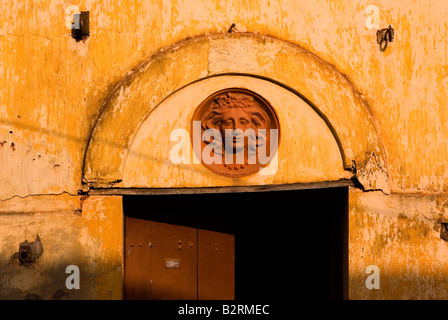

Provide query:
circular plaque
left=191, top=88, right=280, bottom=177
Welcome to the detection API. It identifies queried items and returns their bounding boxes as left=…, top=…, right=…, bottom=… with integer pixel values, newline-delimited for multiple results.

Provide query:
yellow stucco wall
left=349, top=188, right=448, bottom=299
left=0, top=0, right=447, bottom=299
left=0, top=195, right=122, bottom=299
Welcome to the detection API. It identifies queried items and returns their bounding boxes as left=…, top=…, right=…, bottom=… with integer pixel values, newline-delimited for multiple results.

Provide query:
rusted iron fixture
left=71, top=11, right=90, bottom=41
left=13, top=235, right=44, bottom=265
left=228, top=23, right=237, bottom=33
left=441, top=223, right=448, bottom=242
left=376, top=25, right=394, bottom=52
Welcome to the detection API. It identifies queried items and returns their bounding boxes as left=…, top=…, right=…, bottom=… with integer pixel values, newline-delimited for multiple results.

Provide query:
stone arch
left=83, top=33, right=389, bottom=192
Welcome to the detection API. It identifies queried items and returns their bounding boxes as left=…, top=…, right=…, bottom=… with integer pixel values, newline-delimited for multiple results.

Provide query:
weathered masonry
left=1, top=1, right=448, bottom=300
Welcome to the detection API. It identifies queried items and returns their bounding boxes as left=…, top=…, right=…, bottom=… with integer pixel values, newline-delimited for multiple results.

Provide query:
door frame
left=88, top=179, right=354, bottom=196
left=90, top=179, right=352, bottom=300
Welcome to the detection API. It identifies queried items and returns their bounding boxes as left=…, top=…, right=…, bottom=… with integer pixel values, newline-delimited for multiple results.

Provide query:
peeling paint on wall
left=0, top=0, right=447, bottom=300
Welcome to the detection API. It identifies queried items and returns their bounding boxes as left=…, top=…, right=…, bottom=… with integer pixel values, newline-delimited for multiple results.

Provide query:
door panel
left=198, top=229, right=235, bottom=300
left=124, top=207, right=235, bottom=300
left=149, top=221, right=198, bottom=300
left=124, top=217, right=152, bottom=300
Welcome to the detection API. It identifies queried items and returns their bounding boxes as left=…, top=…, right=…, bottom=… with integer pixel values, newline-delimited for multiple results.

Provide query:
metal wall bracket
left=71, top=11, right=90, bottom=41
left=376, top=25, right=394, bottom=52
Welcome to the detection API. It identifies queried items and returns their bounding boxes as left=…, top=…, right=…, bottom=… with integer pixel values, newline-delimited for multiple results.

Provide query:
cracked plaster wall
left=0, top=0, right=447, bottom=299
left=0, top=195, right=122, bottom=300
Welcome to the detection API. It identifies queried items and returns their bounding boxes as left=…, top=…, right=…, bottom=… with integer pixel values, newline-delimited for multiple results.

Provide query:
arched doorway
left=82, top=33, right=388, bottom=301
left=122, top=187, right=348, bottom=300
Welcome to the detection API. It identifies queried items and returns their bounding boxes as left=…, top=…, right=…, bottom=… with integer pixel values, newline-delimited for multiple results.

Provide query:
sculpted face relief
left=191, top=89, right=280, bottom=177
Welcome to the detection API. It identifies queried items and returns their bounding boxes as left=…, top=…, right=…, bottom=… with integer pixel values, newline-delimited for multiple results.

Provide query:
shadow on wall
left=0, top=118, right=172, bottom=162
left=0, top=252, right=98, bottom=300
left=0, top=118, right=213, bottom=177
left=348, top=271, right=448, bottom=300
left=0, top=210, right=122, bottom=300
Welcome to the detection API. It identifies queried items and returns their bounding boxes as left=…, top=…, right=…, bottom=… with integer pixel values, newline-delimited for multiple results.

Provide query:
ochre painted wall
left=0, top=0, right=447, bottom=299
left=0, top=195, right=122, bottom=300
left=349, top=188, right=448, bottom=299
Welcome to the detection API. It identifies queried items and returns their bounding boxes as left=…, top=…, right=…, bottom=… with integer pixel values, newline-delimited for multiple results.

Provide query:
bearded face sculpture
left=191, top=89, right=280, bottom=177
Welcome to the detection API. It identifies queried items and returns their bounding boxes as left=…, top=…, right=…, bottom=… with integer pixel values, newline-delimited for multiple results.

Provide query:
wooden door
left=123, top=188, right=348, bottom=301
left=124, top=202, right=235, bottom=300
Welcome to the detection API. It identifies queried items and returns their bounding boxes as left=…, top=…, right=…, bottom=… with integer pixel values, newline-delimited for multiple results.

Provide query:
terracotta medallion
left=191, top=89, right=280, bottom=177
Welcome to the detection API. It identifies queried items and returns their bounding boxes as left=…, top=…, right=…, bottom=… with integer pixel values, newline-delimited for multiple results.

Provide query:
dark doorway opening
left=123, top=186, right=348, bottom=300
